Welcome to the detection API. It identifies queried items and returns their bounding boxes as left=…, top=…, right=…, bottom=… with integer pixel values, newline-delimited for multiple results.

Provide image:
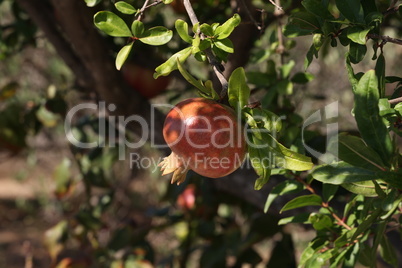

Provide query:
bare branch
left=388, top=96, right=402, bottom=105
left=367, top=33, right=402, bottom=46
left=182, top=0, right=229, bottom=99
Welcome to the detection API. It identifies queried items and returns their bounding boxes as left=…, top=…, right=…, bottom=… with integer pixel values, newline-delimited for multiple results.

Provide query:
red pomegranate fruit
left=159, top=98, right=247, bottom=184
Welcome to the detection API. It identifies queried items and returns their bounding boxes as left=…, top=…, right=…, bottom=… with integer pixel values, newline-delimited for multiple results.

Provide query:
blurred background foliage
left=1, top=0, right=402, bottom=267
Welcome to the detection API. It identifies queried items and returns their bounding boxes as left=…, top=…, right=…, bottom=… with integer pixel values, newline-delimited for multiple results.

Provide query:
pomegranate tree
left=159, top=98, right=247, bottom=184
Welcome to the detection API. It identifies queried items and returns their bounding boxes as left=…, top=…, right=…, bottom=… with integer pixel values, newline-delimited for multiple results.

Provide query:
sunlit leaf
left=115, top=42, right=133, bottom=70
left=93, top=11, right=132, bottom=37
left=115, top=1, right=137, bottom=15
left=280, top=194, right=322, bottom=212
left=214, top=14, right=241, bottom=39
left=139, top=26, right=173, bottom=45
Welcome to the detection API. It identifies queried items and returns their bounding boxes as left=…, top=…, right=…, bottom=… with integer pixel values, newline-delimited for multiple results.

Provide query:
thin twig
left=367, top=33, right=402, bottom=46
left=269, top=0, right=282, bottom=10
left=145, top=0, right=163, bottom=9
left=388, top=96, right=402, bottom=104
left=137, top=0, right=151, bottom=21
left=274, top=0, right=285, bottom=66
left=182, top=0, right=229, bottom=99
left=237, top=0, right=261, bottom=31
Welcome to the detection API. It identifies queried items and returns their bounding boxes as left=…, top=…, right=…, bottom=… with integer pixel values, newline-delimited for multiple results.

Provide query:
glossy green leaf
left=228, top=67, right=250, bottom=111
left=131, top=20, right=144, bottom=37
left=322, top=183, right=338, bottom=202
left=335, top=0, right=364, bottom=23
left=313, top=162, right=402, bottom=189
left=264, top=180, right=303, bottom=213
left=347, top=26, right=372, bottom=45
left=213, top=38, right=234, bottom=53
left=248, top=133, right=271, bottom=190
left=302, top=0, right=333, bottom=19
left=200, top=23, right=214, bottom=36
left=139, top=26, right=173, bottom=45
left=175, top=19, right=192, bottom=44
left=351, top=208, right=382, bottom=241
left=349, top=42, right=367, bottom=64
left=154, top=47, right=192, bottom=78
left=176, top=60, right=209, bottom=95
left=84, top=0, right=102, bottom=7
left=345, top=54, right=359, bottom=91
left=261, top=132, right=313, bottom=171
left=328, top=134, right=386, bottom=171
left=280, top=194, right=322, bottom=213
left=309, top=213, right=333, bottom=230
left=304, top=44, right=319, bottom=70
left=341, top=181, right=378, bottom=197
left=163, top=0, right=174, bottom=3
left=214, top=14, right=241, bottom=39
left=115, top=1, right=136, bottom=15
left=278, top=212, right=310, bottom=225
left=375, top=53, right=386, bottom=97
left=93, top=11, right=132, bottom=37
left=283, top=12, right=320, bottom=37
left=115, top=42, right=133, bottom=70
left=380, top=235, right=398, bottom=267
left=242, top=107, right=282, bottom=133
left=354, top=70, right=393, bottom=164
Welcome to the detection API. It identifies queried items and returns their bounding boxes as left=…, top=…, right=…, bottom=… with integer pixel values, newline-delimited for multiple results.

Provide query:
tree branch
left=367, top=33, right=402, bottom=46
left=182, top=0, right=229, bottom=99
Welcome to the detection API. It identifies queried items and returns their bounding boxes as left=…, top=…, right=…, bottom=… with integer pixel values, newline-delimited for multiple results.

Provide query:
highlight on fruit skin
left=159, top=98, right=247, bottom=185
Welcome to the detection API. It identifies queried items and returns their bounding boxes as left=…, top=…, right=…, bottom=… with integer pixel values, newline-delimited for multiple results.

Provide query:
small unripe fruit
left=159, top=98, right=246, bottom=184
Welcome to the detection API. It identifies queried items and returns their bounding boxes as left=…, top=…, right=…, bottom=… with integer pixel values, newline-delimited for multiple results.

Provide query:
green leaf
left=347, top=26, right=372, bottom=45
left=280, top=60, right=295, bottom=79
left=283, top=12, right=320, bottom=37
left=349, top=42, right=367, bottom=64
left=93, top=11, right=132, bottom=37
left=84, top=0, right=102, bottom=7
left=375, top=53, right=386, bottom=98
left=131, top=20, right=144, bottom=37
left=115, top=42, right=133, bottom=70
left=291, top=72, right=314, bottom=84
left=328, top=134, right=386, bottom=171
left=341, top=181, right=378, bottom=197
left=261, top=132, right=313, bottom=171
left=278, top=212, right=310, bottom=225
left=351, top=207, right=382, bottom=241
left=280, top=194, right=322, bottom=213
left=354, top=70, right=393, bottom=164
left=213, top=38, right=234, bottom=53
left=54, top=158, right=72, bottom=198
left=154, top=47, right=192, bottom=78
left=322, top=183, right=338, bottom=203
left=304, top=44, right=319, bottom=70
left=214, top=13, right=241, bottom=39
left=335, top=0, right=364, bottom=23
left=309, top=213, right=333, bottom=230
left=302, top=0, right=333, bottom=19
left=248, top=133, right=271, bottom=190
left=313, top=162, right=402, bottom=189
left=175, top=19, right=192, bottom=44
left=115, top=1, right=137, bottom=15
left=345, top=54, right=358, bottom=91
left=242, top=107, right=282, bottom=133
left=139, top=26, right=173, bottom=45
left=380, top=235, right=398, bottom=267
left=176, top=59, right=209, bottom=95
left=264, top=180, right=304, bottom=213
left=228, top=67, right=250, bottom=111
left=200, top=23, right=214, bottom=36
